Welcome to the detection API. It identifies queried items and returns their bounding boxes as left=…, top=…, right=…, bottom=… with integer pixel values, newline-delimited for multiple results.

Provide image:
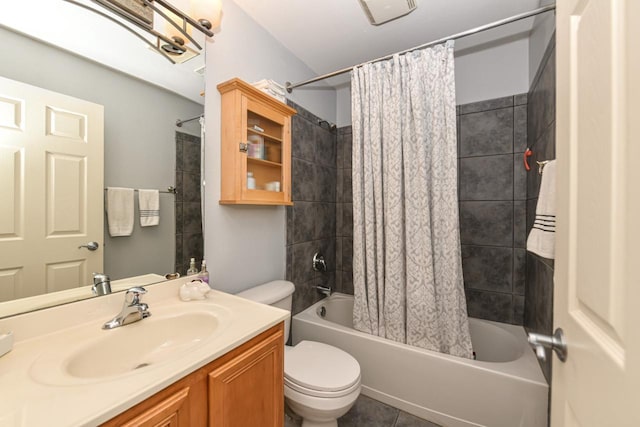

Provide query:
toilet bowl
left=236, top=281, right=361, bottom=427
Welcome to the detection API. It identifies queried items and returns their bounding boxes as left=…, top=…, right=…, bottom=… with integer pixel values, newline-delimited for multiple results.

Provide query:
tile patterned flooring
left=284, top=395, right=441, bottom=427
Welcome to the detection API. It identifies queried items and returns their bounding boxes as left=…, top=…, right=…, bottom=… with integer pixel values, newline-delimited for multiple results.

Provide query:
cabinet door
left=119, top=387, right=192, bottom=427
left=209, top=329, right=284, bottom=427
left=240, top=96, right=291, bottom=204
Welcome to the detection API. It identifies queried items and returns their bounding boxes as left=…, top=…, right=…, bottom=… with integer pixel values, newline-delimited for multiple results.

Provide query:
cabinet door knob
left=239, top=142, right=248, bottom=153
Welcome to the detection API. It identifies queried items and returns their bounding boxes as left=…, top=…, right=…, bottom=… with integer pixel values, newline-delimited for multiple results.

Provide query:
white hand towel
left=106, top=187, right=134, bottom=237
left=138, top=189, right=160, bottom=227
left=526, top=160, right=556, bottom=259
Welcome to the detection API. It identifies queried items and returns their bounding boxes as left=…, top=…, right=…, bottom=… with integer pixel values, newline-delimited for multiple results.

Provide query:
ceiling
left=232, top=0, right=543, bottom=86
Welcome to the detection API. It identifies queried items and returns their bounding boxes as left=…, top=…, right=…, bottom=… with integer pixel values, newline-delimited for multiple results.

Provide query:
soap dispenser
left=199, top=260, right=209, bottom=285
left=187, top=257, right=198, bottom=275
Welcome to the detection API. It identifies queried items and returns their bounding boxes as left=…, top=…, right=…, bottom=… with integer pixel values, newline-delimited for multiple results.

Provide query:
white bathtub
left=292, top=293, right=548, bottom=427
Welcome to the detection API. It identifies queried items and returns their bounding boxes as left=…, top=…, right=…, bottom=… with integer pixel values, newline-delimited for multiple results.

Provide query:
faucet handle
left=125, top=287, right=147, bottom=305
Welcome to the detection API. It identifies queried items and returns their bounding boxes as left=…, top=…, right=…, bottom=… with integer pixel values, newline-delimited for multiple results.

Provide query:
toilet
left=236, top=280, right=361, bottom=427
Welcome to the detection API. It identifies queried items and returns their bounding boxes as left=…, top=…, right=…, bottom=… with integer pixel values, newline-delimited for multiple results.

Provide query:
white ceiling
left=232, top=0, right=543, bottom=86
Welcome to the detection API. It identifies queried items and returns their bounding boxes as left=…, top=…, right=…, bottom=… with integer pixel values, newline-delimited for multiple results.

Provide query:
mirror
left=0, top=1, right=205, bottom=317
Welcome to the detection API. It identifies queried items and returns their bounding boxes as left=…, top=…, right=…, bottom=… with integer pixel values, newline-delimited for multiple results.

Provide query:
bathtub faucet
left=316, top=285, right=332, bottom=297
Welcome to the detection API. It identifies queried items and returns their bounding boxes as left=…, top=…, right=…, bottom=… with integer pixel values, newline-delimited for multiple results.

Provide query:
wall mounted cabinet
left=217, top=78, right=296, bottom=206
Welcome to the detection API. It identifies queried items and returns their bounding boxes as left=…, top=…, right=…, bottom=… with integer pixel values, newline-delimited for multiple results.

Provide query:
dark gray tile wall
left=175, top=131, right=203, bottom=274
left=286, top=100, right=338, bottom=315
left=336, top=126, right=354, bottom=295
left=458, top=94, right=528, bottom=325
left=525, top=33, right=556, bottom=384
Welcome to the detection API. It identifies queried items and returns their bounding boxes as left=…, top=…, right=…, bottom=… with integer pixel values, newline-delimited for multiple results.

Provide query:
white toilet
left=236, top=280, right=361, bottom=427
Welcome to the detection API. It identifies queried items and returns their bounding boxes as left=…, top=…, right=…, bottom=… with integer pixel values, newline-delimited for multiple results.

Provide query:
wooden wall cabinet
left=102, top=324, right=284, bottom=427
left=217, top=78, right=296, bottom=206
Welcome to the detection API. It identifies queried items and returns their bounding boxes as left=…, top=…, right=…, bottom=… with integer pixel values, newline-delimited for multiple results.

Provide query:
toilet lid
left=285, top=341, right=361, bottom=393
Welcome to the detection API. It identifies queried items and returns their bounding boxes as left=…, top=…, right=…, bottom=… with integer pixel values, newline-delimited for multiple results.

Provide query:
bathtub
left=292, top=293, right=548, bottom=427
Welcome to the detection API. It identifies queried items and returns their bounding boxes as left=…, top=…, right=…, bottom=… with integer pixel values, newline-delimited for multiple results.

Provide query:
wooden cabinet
left=102, top=324, right=284, bottom=427
left=217, top=78, right=296, bottom=206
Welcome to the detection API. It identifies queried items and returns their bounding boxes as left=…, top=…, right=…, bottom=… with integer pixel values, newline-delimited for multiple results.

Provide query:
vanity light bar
left=63, top=0, right=214, bottom=64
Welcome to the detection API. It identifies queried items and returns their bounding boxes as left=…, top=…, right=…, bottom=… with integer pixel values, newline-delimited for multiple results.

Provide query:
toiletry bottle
left=247, top=172, right=256, bottom=190
left=187, top=257, right=198, bottom=275
left=199, top=260, right=209, bottom=285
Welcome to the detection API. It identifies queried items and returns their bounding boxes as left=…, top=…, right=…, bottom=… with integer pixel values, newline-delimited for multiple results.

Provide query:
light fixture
left=63, top=0, right=222, bottom=63
left=190, top=0, right=222, bottom=30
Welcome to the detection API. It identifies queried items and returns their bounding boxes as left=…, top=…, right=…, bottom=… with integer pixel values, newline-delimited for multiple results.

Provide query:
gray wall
left=528, top=0, right=556, bottom=86
left=524, top=34, right=556, bottom=383
left=285, top=101, right=337, bottom=315
left=0, top=26, right=203, bottom=281
left=202, top=0, right=337, bottom=295
left=457, top=95, right=528, bottom=325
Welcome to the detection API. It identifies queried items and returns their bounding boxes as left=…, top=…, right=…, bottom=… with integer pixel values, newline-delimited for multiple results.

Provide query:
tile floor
left=284, top=395, right=441, bottom=427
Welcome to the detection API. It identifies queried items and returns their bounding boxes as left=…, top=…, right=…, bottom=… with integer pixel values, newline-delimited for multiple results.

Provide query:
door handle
left=78, top=241, right=99, bottom=251
left=528, top=328, right=567, bottom=362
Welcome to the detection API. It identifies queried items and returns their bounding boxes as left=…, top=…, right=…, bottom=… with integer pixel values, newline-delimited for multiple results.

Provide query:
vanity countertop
left=0, top=278, right=288, bottom=426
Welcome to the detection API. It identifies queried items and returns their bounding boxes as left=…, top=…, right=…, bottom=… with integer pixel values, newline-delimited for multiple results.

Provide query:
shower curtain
left=351, top=41, right=473, bottom=359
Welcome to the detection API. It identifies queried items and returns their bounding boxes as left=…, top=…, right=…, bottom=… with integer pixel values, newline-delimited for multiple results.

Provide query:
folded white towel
left=252, top=79, right=285, bottom=93
left=106, top=187, right=134, bottom=237
left=527, top=160, right=556, bottom=259
left=138, top=189, right=160, bottom=227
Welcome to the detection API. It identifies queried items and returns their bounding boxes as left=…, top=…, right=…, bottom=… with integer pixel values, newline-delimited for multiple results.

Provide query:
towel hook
left=536, top=160, right=550, bottom=175
left=523, top=148, right=533, bottom=171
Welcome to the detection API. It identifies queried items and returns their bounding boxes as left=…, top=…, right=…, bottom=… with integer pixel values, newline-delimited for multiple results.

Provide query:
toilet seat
left=285, top=341, right=361, bottom=398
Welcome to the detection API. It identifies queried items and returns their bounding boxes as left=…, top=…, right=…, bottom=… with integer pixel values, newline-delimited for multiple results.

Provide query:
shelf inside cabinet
left=247, top=127, right=283, bottom=143
left=247, top=157, right=282, bottom=168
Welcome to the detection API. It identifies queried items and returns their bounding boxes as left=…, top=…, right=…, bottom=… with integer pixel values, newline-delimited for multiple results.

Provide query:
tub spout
left=316, top=285, right=332, bottom=297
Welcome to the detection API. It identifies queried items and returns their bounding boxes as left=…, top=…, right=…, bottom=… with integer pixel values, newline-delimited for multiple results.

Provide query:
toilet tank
left=235, top=280, right=295, bottom=342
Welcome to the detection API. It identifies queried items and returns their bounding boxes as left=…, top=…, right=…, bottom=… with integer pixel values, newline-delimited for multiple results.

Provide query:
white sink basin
left=30, top=304, right=231, bottom=384
left=66, top=311, right=219, bottom=379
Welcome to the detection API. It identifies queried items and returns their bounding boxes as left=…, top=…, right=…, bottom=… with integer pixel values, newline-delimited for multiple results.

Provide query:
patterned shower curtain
left=351, top=41, right=473, bottom=358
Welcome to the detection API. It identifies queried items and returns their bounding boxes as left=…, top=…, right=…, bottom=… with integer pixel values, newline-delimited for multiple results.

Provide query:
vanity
left=0, top=277, right=288, bottom=426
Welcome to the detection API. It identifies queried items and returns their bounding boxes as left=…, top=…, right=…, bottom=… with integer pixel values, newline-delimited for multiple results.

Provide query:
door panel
left=0, top=95, right=23, bottom=130
left=46, top=153, right=86, bottom=236
left=0, top=145, right=23, bottom=239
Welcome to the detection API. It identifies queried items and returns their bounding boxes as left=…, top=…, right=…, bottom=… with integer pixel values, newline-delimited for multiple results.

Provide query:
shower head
left=318, top=119, right=337, bottom=131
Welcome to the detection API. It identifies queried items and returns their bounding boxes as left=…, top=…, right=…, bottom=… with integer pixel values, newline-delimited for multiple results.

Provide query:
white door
left=554, top=0, right=640, bottom=425
left=0, top=76, right=104, bottom=301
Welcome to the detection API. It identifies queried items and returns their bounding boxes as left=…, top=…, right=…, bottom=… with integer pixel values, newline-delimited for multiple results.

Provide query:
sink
left=30, top=304, right=231, bottom=384
left=66, top=311, right=219, bottom=379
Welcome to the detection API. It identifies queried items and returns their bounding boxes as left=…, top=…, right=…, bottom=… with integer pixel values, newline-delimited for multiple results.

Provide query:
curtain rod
left=285, top=4, right=556, bottom=93
left=176, top=114, right=204, bottom=127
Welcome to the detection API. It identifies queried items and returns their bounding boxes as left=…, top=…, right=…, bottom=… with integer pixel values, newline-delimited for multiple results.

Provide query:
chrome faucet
left=92, top=273, right=111, bottom=296
left=102, top=287, right=151, bottom=330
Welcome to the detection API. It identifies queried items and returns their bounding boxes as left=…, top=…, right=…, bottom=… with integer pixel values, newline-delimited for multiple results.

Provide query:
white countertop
left=0, top=278, right=288, bottom=426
